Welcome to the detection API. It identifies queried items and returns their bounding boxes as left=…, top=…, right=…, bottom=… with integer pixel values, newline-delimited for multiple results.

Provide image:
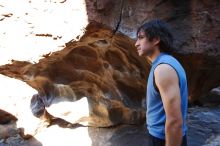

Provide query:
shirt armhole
left=153, top=70, right=159, bottom=93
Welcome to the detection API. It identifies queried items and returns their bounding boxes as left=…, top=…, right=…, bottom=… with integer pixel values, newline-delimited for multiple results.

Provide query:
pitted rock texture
left=0, top=22, right=149, bottom=127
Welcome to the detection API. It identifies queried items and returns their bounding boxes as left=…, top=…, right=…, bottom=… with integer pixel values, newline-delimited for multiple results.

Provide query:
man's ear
left=152, top=37, right=160, bottom=46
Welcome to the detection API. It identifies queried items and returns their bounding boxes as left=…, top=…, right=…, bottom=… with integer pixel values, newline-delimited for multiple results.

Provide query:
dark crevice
left=113, top=0, right=124, bottom=34
left=155, top=0, right=168, bottom=7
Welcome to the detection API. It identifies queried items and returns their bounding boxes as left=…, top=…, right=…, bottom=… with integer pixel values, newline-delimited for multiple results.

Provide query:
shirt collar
left=152, top=52, right=166, bottom=65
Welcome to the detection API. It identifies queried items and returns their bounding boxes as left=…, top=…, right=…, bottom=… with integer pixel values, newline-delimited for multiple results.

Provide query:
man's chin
left=138, top=51, right=145, bottom=57
left=138, top=50, right=153, bottom=57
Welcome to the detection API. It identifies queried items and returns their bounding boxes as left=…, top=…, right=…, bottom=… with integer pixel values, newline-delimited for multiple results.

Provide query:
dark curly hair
left=137, top=19, right=174, bottom=53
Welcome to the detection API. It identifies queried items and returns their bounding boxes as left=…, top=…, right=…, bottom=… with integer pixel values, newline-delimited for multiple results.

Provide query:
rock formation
left=0, top=22, right=149, bottom=127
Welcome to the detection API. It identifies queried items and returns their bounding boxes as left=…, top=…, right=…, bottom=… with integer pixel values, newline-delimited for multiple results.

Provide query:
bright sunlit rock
left=46, top=97, right=90, bottom=125
left=34, top=125, right=92, bottom=146
left=0, top=0, right=88, bottom=65
left=0, top=74, right=41, bottom=135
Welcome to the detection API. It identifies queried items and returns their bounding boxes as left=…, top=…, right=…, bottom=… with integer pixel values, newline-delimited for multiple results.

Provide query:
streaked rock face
left=0, top=22, right=149, bottom=127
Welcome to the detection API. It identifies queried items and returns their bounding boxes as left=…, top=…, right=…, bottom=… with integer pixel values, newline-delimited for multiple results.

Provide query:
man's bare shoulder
left=154, top=64, right=178, bottom=87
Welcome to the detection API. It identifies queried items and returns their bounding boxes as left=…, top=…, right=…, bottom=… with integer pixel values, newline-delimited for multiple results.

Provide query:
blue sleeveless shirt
left=146, top=53, right=188, bottom=139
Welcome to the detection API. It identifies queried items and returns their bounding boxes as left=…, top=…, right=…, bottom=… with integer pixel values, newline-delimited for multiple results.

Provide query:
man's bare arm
left=154, top=64, right=183, bottom=146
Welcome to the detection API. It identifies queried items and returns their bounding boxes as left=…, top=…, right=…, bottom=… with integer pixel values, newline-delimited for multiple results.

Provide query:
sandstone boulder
left=0, top=22, right=148, bottom=127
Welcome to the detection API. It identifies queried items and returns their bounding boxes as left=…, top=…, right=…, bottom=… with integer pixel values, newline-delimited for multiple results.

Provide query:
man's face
left=135, top=30, right=157, bottom=57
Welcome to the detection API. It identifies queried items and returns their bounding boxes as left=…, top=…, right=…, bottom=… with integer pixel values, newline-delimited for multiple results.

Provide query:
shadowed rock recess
left=0, top=22, right=149, bottom=127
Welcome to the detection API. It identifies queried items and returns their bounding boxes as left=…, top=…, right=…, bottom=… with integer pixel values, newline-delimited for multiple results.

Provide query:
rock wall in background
left=85, top=0, right=220, bottom=103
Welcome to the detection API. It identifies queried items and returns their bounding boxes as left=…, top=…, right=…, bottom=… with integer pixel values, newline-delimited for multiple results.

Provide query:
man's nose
left=135, top=40, right=140, bottom=48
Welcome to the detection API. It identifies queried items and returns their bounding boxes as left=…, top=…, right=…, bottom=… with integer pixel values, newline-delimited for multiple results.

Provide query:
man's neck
left=147, top=51, right=161, bottom=63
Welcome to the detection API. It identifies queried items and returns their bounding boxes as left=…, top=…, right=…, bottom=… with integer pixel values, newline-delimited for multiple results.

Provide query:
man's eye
left=138, top=36, right=144, bottom=39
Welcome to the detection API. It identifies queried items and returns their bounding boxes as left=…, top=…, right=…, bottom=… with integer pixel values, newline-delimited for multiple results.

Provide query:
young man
left=135, top=20, right=188, bottom=146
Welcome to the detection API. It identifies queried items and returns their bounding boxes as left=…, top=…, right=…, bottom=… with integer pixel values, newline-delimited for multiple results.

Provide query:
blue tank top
left=146, top=53, right=188, bottom=139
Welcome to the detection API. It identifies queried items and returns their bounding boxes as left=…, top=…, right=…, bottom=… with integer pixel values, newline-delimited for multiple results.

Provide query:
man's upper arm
left=154, top=64, right=182, bottom=122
